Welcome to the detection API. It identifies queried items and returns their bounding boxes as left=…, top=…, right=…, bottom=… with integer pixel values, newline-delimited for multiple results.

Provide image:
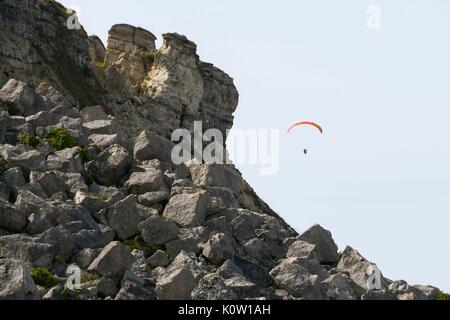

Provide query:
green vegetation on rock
left=17, top=133, right=41, bottom=148
left=44, top=128, right=78, bottom=150
left=0, top=156, right=10, bottom=174
left=31, top=267, right=58, bottom=289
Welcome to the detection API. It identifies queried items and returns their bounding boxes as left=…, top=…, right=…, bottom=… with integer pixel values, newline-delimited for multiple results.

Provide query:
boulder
left=229, top=210, right=265, bottom=242
left=29, top=171, right=66, bottom=198
left=97, top=277, right=119, bottom=298
left=162, top=190, right=211, bottom=227
left=133, top=130, right=174, bottom=163
left=223, top=276, right=260, bottom=298
left=0, top=167, right=26, bottom=195
left=14, top=187, right=56, bottom=216
left=414, top=285, right=440, bottom=300
left=83, top=119, right=116, bottom=135
left=286, top=240, right=321, bottom=262
left=115, top=280, right=155, bottom=300
left=88, top=134, right=119, bottom=149
left=320, top=273, right=359, bottom=300
left=72, top=229, right=111, bottom=250
left=26, top=212, right=53, bottom=235
left=54, top=202, right=99, bottom=230
left=74, top=191, right=108, bottom=213
left=25, top=111, right=61, bottom=128
left=35, top=81, right=76, bottom=113
left=165, top=238, right=200, bottom=258
left=146, top=250, right=169, bottom=268
left=204, top=216, right=231, bottom=236
left=88, top=184, right=127, bottom=207
left=388, top=280, right=430, bottom=300
left=72, top=248, right=100, bottom=269
left=243, top=238, right=275, bottom=269
left=124, top=161, right=167, bottom=195
left=35, top=226, right=77, bottom=262
left=218, top=256, right=271, bottom=287
left=137, top=191, right=170, bottom=207
left=80, top=106, right=109, bottom=123
left=361, top=289, right=398, bottom=300
left=46, top=147, right=84, bottom=173
left=138, top=215, right=179, bottom=246
left=0, top=235, right=55, bottom=268
left=8, top=150, right=46, bottom=175
left=87, top=144, right=132, bottom=186
left=88, top=241, right=135, bottom=278
left=155, top=251, right=204, bottom=300
left=206, top=186, right=239, bottom=211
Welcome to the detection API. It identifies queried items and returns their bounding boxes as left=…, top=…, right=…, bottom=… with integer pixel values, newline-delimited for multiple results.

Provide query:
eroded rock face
left=0, top=0, right=440, bottom=301
left=104, top=31, right=239, bottom=139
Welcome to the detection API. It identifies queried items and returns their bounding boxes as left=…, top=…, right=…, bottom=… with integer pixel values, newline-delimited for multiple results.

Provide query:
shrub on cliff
left=17, top=133, right=40, bottom=148
left=31, top=268, right=58, bottom=289
left=75, top=147, right=94, bottom=164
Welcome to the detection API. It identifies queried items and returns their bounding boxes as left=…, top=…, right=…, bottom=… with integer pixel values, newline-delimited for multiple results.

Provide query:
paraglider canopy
left=287, top=121, right=323, bottom=134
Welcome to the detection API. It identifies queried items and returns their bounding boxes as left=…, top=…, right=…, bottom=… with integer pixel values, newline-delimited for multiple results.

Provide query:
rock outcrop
left=0, top=0, right=441, bottom=300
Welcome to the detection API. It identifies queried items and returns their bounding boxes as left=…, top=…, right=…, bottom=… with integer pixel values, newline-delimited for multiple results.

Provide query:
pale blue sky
left=59, top=0, right=450, bottom=291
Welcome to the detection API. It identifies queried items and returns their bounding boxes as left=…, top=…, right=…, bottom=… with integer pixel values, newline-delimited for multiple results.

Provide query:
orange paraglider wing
left=287, top=122, right=323, bottom=134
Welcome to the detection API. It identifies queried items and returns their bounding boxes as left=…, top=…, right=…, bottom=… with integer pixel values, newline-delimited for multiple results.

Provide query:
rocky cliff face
left=0, top=0, right=440, bottom=300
